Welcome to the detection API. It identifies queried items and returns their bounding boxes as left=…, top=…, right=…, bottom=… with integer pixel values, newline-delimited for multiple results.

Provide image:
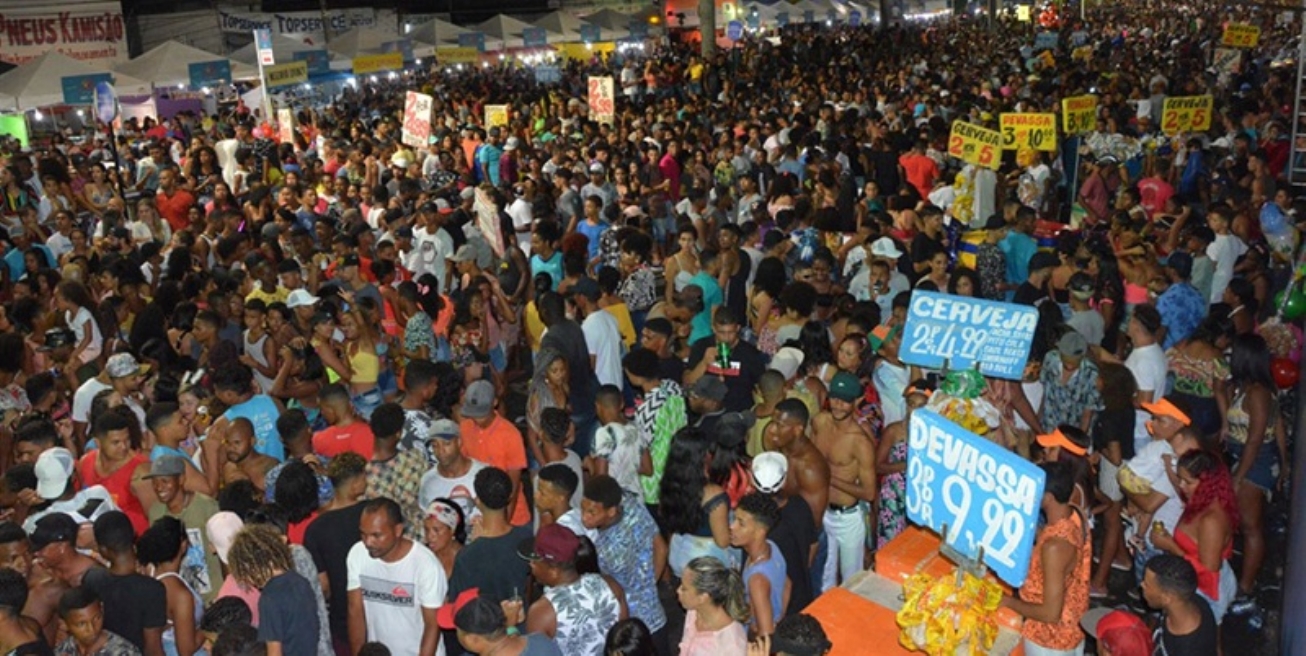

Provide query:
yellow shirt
left=604, top=302, right=637, bottom=349
left=525, top=302, right=546, bottom=353
left=689, top=63, right=704, bottom=81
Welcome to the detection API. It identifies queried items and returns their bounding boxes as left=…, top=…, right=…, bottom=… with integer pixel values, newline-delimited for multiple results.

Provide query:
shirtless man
left=765, top=399, right=831, bottom=536
left=0, top=521, right=63, bottom=646
left=220, top=418, right=278, bottom=492
left=811, top=372, right=878, bottom=591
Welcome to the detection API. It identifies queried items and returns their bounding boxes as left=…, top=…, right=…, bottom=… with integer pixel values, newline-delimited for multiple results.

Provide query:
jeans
left=1022, top=639, right=1084, bottom=656
left=821, top=504, right=867, bottom=590
left=351, top=387, right=383, bottom=421
left=810, top=531, right=829, bottom=595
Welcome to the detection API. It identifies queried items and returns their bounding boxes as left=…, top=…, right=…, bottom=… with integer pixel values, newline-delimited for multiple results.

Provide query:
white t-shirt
left=874, top=360, right=911, bottom=426
left=593, top=422, right=642, bottom=497
left=507, top=198, right=534, bottom=251
left=346, top=540, right=447, bottom=656
left=582, top=310, right=624, bottom=388
left=1205, top=233, right=1247, bottom=304
left=66, top=307, right=103, bottom=357
left=1125, top=343, right=1169, bottom=454
left=1123, top=439, right=1182, bottom=547
left=409, top=226, right=453, bottom=292
left=72, top=377, right=112, bottom=424
left=23, top=485, right=119, bottom=533
left=418, top=459, right=487, bottom=522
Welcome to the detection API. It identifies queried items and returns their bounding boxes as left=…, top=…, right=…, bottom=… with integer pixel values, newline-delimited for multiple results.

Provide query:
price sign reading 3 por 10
left=899, top=291, right=1039, bottom=380
left=999, top=113, right=1057, bottom=151
left=947, top=121, right=1002, bottom=171
left=1061, top=94, right=1097, bottom=135
left=906, top=408, right=1046, bottom=586
left=1161, top=95, right=1213, bottom=135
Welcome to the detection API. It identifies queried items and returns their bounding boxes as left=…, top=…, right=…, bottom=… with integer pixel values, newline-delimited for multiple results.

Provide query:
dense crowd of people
left=0, top=1, right=1301, bottom=655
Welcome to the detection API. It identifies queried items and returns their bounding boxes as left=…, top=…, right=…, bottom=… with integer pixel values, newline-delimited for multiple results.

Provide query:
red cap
left=436, top=587, right=480, bottom=630
left=1082, top=609, right=1152, bottom=656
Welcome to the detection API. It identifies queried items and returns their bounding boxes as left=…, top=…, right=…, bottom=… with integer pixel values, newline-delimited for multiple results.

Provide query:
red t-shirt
left=156, top=188, right=197, bottom=233
left=312, top=422, right=375, bottom=460
left=1137, top=176, right=1174, bottom=219
left=899, top=153, right=940, bottom=199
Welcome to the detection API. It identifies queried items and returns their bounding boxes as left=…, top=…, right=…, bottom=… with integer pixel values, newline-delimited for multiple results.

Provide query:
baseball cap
left=517, top=523, right=581, bottom=564
left=437, top=588, right=506, bottom=634
left=1141, top=397, right=1192, bottom=426
left=588, top=162, right=605, bottom=174
left=435, top=198, right=455, bottom=213
left=1036, top=428, right=1088, bottom=456
left=1068, top=272, right=1095, bottom=300
left=1056, top=331, right=1088, bottom=358
left=450, top=245, right=478, bottom=263
left=286, top=289, right=320, bottom=309
left=689, top=376, right=727, bottom=403
left=339, top=254, right=361, bottom=269
left=828, top=372, right=863, bottom=403
left=106, top=353, right=148, bottom=379
left=34, top=447, right=75, bottom=499
left=870, top=237, right=904, bottom=260
left=1081, top=608, right=1152, bottom=656
left=206, top=512, right=244, bottom=565
left=751, top=452, right=788, bottom=494
left=429, top=418, right=461, bottom=441
left=395, top=226, right=415, bottom=239
left=570, top=277, right=600, bottom=301
left=143, top=455, right=188, bottom=479
left=1165, top=251, right=1193, bottom=279
left=868, top=325, right=900, bottom=352
left=768, top=346, right=805, bottom=381
left=504, top=137, right=519, bottom=151
left=460, top=380, right=495, bottom=419
left=460, top=187, right=477, bottom=201
left=1028, top=251, right=1059, bottom=272
left=29, top=513, right=78, bottom=551
left=38, top=328, right=76, bottom=351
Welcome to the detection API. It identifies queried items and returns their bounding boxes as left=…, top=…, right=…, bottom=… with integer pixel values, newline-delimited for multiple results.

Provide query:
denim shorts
left=351, top=387, right=383, bottom=421
left=1227, top=440, right=1278, bottom=492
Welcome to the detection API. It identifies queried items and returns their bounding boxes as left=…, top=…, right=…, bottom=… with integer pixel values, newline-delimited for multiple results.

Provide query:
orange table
left=875, top=526, right=1023, bottom=632
left=803, top=587, right=921, bottom=656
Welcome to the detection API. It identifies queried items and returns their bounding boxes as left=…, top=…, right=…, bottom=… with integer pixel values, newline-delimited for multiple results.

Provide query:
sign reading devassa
left=999, top=113, right=1057, bottom=151
left=947, top=121, right=1002, bottom=171
left=899, top=291, right=1039, bottom=380
left=1061, top=95, right=1097, bottom=135
left=401, top=91, right=433, bottom=148
left=907, top=408, right=1046, bottom=587
left=588, top=76, right=615, bottom=125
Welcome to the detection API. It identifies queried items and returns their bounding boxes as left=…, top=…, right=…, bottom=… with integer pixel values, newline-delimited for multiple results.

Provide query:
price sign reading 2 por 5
left=900, top=291, right=1039, bottom=380
left=1161, top=95, right=1213, bottom=135
left=906, top=408, right=1046, bottom=586
left=947, top=121, right=1002, bottom=171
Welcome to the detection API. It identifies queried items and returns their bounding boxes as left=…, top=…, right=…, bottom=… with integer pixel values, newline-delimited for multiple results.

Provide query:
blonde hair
left=227, top=524, right=293, bottom=589
left=686, top=556, right=750, bottom=624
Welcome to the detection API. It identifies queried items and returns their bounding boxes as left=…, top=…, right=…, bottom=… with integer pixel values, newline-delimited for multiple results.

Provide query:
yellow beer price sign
left=999, top=113, right=1057, bottom=151
left=1221, top=23, right=1260, bottom=48
left=1161, top=95, right=1213, bottom=135
left=948, top=121, right=1003, bottom=171
left=1061, top=95, right=1097, bottom=135
left=264, top=62, right=308, bottom=88
left=437, top=47, right=481, bottom=64
left=353, top=53, right=404, bottom=75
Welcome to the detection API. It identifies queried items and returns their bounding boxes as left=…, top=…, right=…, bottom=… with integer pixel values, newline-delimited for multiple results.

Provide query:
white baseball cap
left=35, top=448, right=75, bottom=500
left=870, top=237, right=904, bottom=260
left=751, top=452, right=789, bottom=494
left=768, top=346, right=805, bottom=381
left=286, top=289, right=320, bottom=309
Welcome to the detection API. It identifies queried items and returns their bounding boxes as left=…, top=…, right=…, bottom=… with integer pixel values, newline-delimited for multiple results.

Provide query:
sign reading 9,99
left=999, top=112, right=1057, bottom=151
left=907, top=408, right=1046, bottom=587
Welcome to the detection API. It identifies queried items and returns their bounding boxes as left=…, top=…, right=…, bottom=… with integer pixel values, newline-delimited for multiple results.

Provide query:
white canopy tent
left=326, top=27, right=434, bottom=59
left=473, top=14, right=540, bottom=47
left=229, top=34, right=347, bottom=68
left=529, top=11, right=595, bottom=42
left=0, top=52, right=151, bottom=110
left=113, top=41, right=259, bottom=88
left=407, top=18, right=474, bottom=48
left=578, top=8, right=636, bottom=39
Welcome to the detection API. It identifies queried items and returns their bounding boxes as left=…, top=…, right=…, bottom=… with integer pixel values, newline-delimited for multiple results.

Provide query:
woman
left=876, top=383, right=930, bottom=548
left=526, top=348, right=570, bottom=465
left=947, top=267, right=982, bottom=297
left=1224, top=333, right=1289, bottom=612
left=663, top=225, right=700, bottom=304
left=423, top=498, right=466, bottom=577
left=55, top=280, right=104, bottom=372
left=1166, top=315, right=1231, bottom=439
left=137, top=517, right=203, bottom=656
left=1150, top=450, right=1239, bottom=623
left=1088, top=362, right=1138, bottom=597
left=617, top=232, right=657, bottom=329
left=131, top=197, right=172, bottom=246
left=660, top=428, right=735, bottom=575
left=770, top=283, right=817, bottom=350
left=1223, top=277, right=1259, bottom=336
left=749, top=258, right=786, bottom=354
left=606, top=618, right=657, bottom=656
left=76, top=407, right=152, bottom=534
left=338, top=308, right=382, bottom=419
left=677, top=556, right=750, bottom=655
left=81, top=164, right=117, bottom=216
left=187, top=146, right=223, bottom=206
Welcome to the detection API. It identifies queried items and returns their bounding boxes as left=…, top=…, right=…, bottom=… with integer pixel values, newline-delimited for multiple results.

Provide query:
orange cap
left=1036, top=428, right=1088, bottom=456
left=1140, top=398, right=1192, bottom=427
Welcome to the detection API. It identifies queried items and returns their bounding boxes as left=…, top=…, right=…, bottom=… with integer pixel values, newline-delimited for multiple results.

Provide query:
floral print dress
left=877, top=438, right=908, bottom=549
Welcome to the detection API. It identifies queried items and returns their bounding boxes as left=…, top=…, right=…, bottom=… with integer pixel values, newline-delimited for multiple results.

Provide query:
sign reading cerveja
left=899, top=291, right=1038, bottom=380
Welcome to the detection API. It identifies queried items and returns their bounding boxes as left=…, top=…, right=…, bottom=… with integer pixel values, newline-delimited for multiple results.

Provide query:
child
left=588, top=385, right=644, bottom=498
left=537, top=407, right=584, bottom=509
left=55, top=280, right=104, bottom=373
left=55, top=587, right=141, bottom=656
left=240, top=299, right=279, bottom=396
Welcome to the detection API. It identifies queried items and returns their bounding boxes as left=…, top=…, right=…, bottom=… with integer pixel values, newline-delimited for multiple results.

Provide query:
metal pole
left=1290, top=11, right=1306, bottom=189
left=319, top=0, right=331, bottom=44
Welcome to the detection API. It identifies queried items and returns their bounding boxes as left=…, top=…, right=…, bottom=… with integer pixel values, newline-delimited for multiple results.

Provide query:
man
left=1065, top=273, right=1104, bottom=347
left=810, top=373, right=877, bottom=591
left=1141, top=555, right=1218, bottom=656
left=459, top=381, right=530, bottom=526
left=514, top=523, right=625, bottom=656
left=220, top=418, right=277, bottom=492
left=29, top=514, right=101, bottom=588
left=579, top=163, right=615, bottom=214
left=264, top=410, right=332, bottom=506
left=155, top=168, right=196, bottom=233
left=999, top=206, right=1039, bottom=301
left=303, top=452, right=368, bottom=655
left=0, top=522, right=63, bottom=642
left=1120, top=401, right=1202, bottom=573
left=899, top=139, right=939, bottom=198
left=684, top=306, right=767, bottom=413
left=1000, top=461, right=1089, bottom=655
left=1032, top=332, right=1101, bottom=436
left=685, top=252, right=724, bottom=344
left=1120, top=305, right=1169, bottom=456
left=685, top=377, right=728, bottom=433
left=1205, top=206, right=1246, bottom=306
left=568, top=278, right=623, bottom=389
left=1014, top=251, right=1058, bottom=306
left=26, top=447, right=118, bottom=534
left=213, top=364, right=286, bottom=462
left=313, top=384, right=376, bottom=460
left=0, top=568, right=50, bottom=654
left=539, top=292, right=598, bottom=453
left=365, top=403, right=429, bottom=539
left=446, top=468, right=533, bottom=607
left=765, top=399, right=830, bottom=537
left=1080, top=608, right=1153, bottom=656
left=753, top=453, right=818, bottom=617
left=438, top=589, right=562, bottom=656
left=72, top=353, right=148, bottom=445
left=418, top=419, right=487, bottom=521
left=536, top=464, right=591, bottom=539
left=870, top=325, right=914, bottom=427
left=1154, top=253, right=1206, bottom=350
left=580, top=476, right=666, bottom=646
left=347, top=498, right=446, bottom=656
left=410, top=201, right=455, bottom=294
left=746, top=370, right=788, bottom=458
left=638, top=319, right=684, bottom=383
left=83, top=511, right=167, bottom=656
left=145, top=456, right=220, bottom=603
left=623, top=349, right=687, bottom=517
left=399, top=360, right=440, bottom=458
left=54, top=586, right=141, bottom=656
left=730, top=492, right=789, bottom=635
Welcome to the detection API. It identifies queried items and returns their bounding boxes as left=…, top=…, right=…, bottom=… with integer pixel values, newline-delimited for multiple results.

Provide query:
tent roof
left=0, top=52, right=151, bottom=110
left=407, top=18, right=472, bottom=47
left=578, top=8, right=635, bottom=38
left=529, top=11, right=594, bottom=41
left=327, top=27, right=433, bottom=59
left=472, top=14, right=538, bottom=40
left=229, top=34, right=343, bottom=68
left=113, top=41, right=258, bottom=87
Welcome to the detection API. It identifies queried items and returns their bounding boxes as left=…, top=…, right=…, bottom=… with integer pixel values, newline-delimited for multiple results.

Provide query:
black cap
left=1028, top=251, right=1059, bottom=272
left=570, top=277, right=600, bottom=301
left=982, top=214, right=1007, bottom=230
left=38, top=328, right=76, bottom=351
left=395, top=226, right=414, bottom=239
left=340, top=254, right=361, bottom=268
left=29, top=513, right=77, bottom=551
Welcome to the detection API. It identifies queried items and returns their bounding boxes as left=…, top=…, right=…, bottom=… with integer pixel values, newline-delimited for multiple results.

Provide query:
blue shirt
left=222, top=395, right=285, bottom=461
left=999, top=231, right=1038, bottom=300
left=576, top=220, right=608, bottom=262
left=743, top=539, right=787, bottom=631
left=1156, top=282, right=1207, bottom=350
left=4, top=243, right=56, bottom=280
left=477, top=144, right=502, bottom=186
left=687, top=271, right=723, bottom=344
left=530, top=252, right=565, bottom=291
left=594, top=493, right=666, bottom=632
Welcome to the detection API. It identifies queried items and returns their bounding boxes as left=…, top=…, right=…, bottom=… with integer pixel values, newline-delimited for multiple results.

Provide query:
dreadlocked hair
left=1177, top=450, right=1240, bottom=529
left=227, top=524, right=293, bottom=589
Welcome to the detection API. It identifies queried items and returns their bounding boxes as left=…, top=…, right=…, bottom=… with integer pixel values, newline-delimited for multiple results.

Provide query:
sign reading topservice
left=900, top=291, right=1038, bottom=380
left=907, top=408, right=1046, bottom=586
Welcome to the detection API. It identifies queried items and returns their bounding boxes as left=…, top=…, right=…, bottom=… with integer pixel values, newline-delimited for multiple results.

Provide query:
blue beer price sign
left=907, top=408, right=1046, bottom=586
left=900, top=291, right=1038, bottom=380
